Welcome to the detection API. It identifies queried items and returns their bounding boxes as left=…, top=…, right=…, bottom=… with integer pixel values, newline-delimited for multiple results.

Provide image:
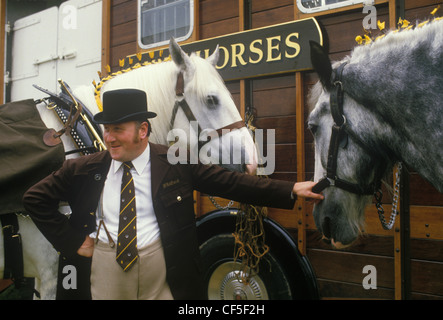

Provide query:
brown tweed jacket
left=23, top=142, right=295, bottom=299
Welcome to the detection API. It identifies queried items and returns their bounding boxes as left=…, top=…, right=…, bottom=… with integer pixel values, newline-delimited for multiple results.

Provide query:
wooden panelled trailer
left=1, top=0, right=442, bottom=300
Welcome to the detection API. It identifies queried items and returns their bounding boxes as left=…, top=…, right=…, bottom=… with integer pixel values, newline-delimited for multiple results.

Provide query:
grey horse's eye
left=308, top=123, right=318, bottom=135
left=206, top=95, right=219, bottom=108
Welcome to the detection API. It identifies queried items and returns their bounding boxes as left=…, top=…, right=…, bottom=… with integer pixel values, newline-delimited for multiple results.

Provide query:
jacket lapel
left=150, top=143, right=172, bottom=199
left=83, top=151, right=112, bottom=207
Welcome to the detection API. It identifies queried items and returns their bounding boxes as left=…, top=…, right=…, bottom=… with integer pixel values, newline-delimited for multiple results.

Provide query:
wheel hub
left=207, top=262, right=269, bottom=300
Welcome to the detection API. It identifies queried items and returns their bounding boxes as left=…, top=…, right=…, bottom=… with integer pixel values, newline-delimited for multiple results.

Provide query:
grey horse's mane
left=309, top=18, right=443, bottom=105
left=342, top=19, right=443, bottom=112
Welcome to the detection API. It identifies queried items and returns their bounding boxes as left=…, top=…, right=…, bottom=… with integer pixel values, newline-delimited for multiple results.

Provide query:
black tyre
left=200, top=234, right=292, bottom=300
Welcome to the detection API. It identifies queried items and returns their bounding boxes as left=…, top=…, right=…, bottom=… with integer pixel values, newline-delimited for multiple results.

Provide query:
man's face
left=104, top=121, right=148, bottom=162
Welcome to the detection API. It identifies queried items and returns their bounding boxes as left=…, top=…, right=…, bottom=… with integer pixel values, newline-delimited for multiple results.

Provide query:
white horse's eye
left=206, top=95, right=219, bottom=108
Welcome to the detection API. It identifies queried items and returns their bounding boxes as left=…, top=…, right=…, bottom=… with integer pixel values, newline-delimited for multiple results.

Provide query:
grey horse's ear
left=310, top=41, right=333, bottom=90
left=170, top=37, right=192, bottom=70
left=206, top=45, right=220, bottom=67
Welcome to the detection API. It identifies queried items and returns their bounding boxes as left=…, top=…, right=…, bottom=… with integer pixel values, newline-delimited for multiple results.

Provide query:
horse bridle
left=311, top=63, right=402, bottom=230
left=170, top=72, right=245, bottom=149
left=312, top=63, right=381, bottom=196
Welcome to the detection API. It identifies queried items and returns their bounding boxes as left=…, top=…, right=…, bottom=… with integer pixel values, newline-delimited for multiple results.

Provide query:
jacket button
left=177, top=195, right=182, bottom=202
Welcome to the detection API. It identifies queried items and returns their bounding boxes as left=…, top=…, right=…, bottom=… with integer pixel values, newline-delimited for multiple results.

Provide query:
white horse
left=0, top=39, right=258, bottom=299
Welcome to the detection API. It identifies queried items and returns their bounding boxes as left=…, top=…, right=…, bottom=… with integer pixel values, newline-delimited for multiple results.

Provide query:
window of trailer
left=297, top=0, right=367, bottom=13
left=138, top=0, right=194, bottom=49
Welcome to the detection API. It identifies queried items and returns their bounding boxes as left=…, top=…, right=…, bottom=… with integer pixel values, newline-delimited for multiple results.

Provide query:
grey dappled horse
left=308, top=19, right=443, bottom=248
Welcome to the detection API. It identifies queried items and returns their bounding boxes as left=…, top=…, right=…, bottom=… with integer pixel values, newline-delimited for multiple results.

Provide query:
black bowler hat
left=93, top=89, right=157, bottom=124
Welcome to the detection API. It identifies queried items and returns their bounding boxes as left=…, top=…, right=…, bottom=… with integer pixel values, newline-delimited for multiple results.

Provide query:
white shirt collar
left=112, top=144, right=150, bottom=175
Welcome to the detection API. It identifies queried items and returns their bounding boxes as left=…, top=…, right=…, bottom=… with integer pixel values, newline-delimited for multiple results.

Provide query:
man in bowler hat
left=23, top=88, right=323, bottom=299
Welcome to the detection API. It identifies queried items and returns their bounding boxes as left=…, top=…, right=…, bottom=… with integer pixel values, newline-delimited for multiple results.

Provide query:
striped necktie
left=116, top=161, right=138, bottom=271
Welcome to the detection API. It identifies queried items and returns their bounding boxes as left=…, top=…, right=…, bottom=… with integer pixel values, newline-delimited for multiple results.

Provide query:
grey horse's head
left=307, top=42, right=390, bottom=248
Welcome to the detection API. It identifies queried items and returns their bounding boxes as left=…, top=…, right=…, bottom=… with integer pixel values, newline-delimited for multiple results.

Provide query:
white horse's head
left=91, top=39, right=258, bottom=175
left=167, top=38, right=257, bottom=174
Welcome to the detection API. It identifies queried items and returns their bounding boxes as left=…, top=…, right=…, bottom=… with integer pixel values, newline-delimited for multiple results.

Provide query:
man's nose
left=104, top=132, right=115, bottom=143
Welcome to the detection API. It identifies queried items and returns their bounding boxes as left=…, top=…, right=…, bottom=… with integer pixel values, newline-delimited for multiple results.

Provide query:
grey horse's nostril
left=322, top=217, right=332, bottom=239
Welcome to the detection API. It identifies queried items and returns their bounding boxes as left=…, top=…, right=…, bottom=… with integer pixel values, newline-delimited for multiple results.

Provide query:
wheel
left=200, top=234, right=292, bottom=300
left=197, top=209, right=319, bottom=300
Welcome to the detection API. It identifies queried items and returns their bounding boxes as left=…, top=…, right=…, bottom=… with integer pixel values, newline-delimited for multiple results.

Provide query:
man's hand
left=77, top=236, right=94, bottom=257
left=293, top=181, right=324, bottom=203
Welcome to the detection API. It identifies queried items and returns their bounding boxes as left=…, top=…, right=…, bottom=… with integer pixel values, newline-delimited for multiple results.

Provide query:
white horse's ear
left=206, top=45, right=219, bottom=67
left=170, top=37, right=192, bottom=71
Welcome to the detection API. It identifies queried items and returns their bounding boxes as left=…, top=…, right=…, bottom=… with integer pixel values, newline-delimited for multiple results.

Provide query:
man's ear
left=139, top=121, right=149, bottom=139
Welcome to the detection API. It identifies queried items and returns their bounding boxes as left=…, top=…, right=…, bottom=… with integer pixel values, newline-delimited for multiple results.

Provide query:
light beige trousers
left=91, top=238, right=173, bottom=300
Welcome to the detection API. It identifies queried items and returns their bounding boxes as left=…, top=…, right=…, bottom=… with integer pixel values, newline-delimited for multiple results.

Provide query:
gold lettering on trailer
left=217, top=46, right=229, bottom=69
left=231, top=43, right=247, bottom=67
left=214, top=32, right=303, bottom=70
left=285, top=32, right=301, bottom=58
left=266, top=35, right=282, bottom=62
left=249, top=39, right=263, bottom=64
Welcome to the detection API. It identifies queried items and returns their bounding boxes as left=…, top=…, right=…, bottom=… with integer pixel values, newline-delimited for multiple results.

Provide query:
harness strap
left=35, top=81, right=105, bottom=154
left=312, top=177, right=331, bottom=194
left=313, top=177, right=375, bottom=195
left=312, top=61, right=377, bottom=196
left=34, top=83, right=82, bottom=144
left=171, top=99, right=202, bottom=132
left=213, top=120, right=245, bottom=137
left=171, top=71, right=246, bottom=147
left=326, top=124, right=346, bottom=179
left=0, top=213, right=25, bottom=288
left=176, top=71, right=185, bottom=97
left=330, top=63, right=347, bottom=126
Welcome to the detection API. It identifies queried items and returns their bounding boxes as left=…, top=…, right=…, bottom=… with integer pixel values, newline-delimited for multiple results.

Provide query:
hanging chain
left=208, top=111, right=254, bottom=211
left=209, top=196, right=234, bottom=210
left=233, top=203, right=269, bottom=284
left=374, top=162, right=402, bottom=230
